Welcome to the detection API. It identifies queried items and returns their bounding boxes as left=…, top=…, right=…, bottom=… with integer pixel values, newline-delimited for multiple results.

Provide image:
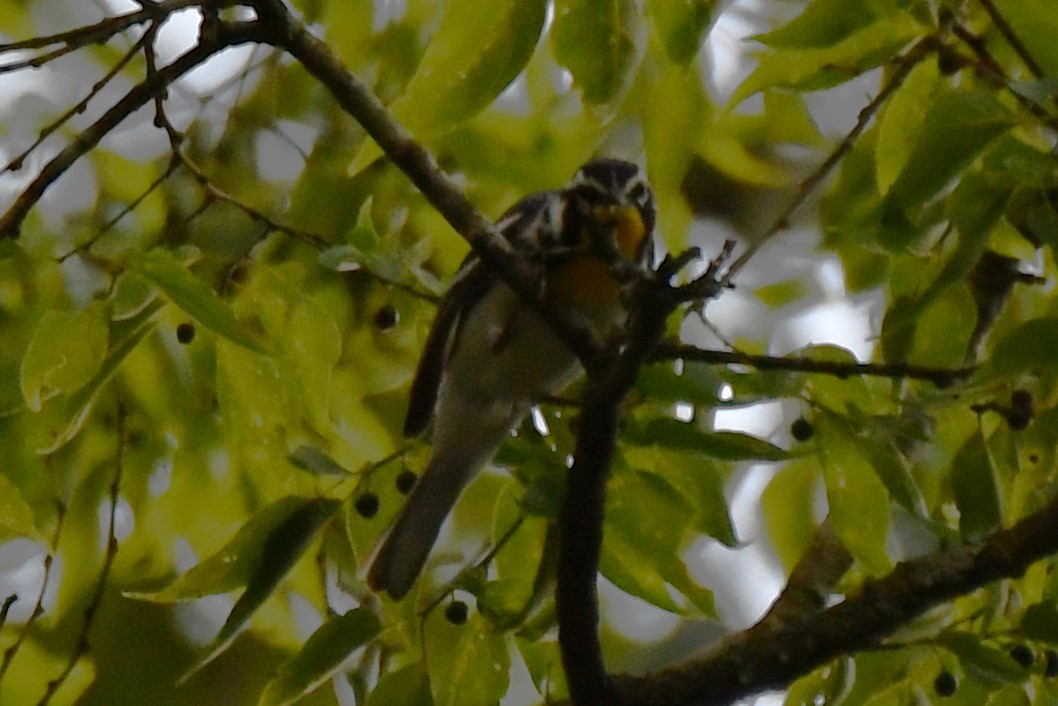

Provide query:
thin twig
left=0, top=0, right=229, bottom=54
left=38, top=397, right=127, bottom=705
left=723, top=36, right=937, bottom=281
left=0, top=499, right=66, bottom=691
left=0, top=595, right=16, bottom=633
left=0, top=19, right=261, bottom=240
left=654, top=343, right=974, bottom=386
left=975, top=0, right=1044, bottom=78
left=2, top=29, right=152, bottom=175
left=947, top=20, right=1058, bottom=133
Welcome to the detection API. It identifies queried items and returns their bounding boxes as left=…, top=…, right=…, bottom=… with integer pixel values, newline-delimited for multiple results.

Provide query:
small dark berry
left=791, top=417, right=814, bottom=442
left=1045, top=650, right=1058, bottom=678
left=354, top=492, right=380, bottom=519
left=1011, top=389, right=1033, bottom=411
left=373, top=304, right=399, bottom=331
left=1010, top=644, right=1034, bottom=668
left=444, top=600, right=468, bottom=625
left=176, top=322, right=196, bottom=344
left=395, top=470, right=418, bottom=495
left=933, top=670, right=957, bottom=697
left=1008, top=390, right=1034, bottom=430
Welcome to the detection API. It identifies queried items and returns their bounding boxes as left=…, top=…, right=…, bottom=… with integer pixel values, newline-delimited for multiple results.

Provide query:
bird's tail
left=365, top=458, right=468, bottom=599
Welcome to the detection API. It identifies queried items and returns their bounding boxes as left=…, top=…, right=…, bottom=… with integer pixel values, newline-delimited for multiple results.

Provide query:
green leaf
left=367, top=665, right=433, bottom=706
left=434, top=622, right=510, bottom=706
left=856, top=436, right=927, bottom=517
left=989, top=317, right=1058, bottom=375
left=650, top=451, right=738, bottom=549
left=635, top=363, right=721, bottom=406
left=875, top=59, right=938, bottom=194
left=817, top=415, right=890, bottom=573
left=941, top=631, right=1030, bottom=684
left=754, top=278, right=808, bottom=308
left=20, top=303, right=108, bottom=412
left=602, top=464, right=715, bottom=615
left=731, top=12, right=920, bottom=105
left=552, top=0, right=644, bottom=104
left=478, top=489, right=555, bottom=629
left=990, top=0, right=1058, bottom=76
left=516, top=638, right=568, bottom=700
left=887, top=91, right=1016, bottom=217
left=1023, top=600, right=1058, bottom=645
left=177, top=497, right=342, bottom=682
left=0, top=473, right=37, bottom=539
left=624, top=418, right=789, bottom=461
left=128, top=496, right=339, bottom=602
left=762, top=457, right=821, bottom=571
left=754, top=0, right=895, bottom=48
left=35, top=303, right=161, bottom=454
left=350, top=0, right=547, bottom=171
left=649, top=0, right=716, bottom=64
left=951, top=429, right=1002, bottom=542
left=133, top=248, right=269, bottom=354
left=259, top=607, right=382, bottom=706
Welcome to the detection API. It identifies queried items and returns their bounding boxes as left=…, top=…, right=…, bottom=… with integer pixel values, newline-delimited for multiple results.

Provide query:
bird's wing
left=403, top=190, right=560, bottom=437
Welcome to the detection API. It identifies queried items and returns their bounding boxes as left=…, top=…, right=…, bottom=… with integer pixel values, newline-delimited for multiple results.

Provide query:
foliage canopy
left=2, top=0, right=1058, bottom=705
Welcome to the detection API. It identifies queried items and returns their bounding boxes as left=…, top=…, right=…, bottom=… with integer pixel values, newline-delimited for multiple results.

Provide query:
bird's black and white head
left=563, top=158, right=655, bottom=264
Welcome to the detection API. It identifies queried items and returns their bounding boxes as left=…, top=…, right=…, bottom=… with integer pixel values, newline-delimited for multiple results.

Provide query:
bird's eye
left=573, top=185, right=608, bottom=206
left=627, top=182, right=648, bottom=204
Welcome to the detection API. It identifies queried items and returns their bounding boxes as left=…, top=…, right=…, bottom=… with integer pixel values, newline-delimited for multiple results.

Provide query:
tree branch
left=654, top=344, right=974, bottom=386
left=975, top=0, right=1044, bottom=78
left=723, top=36, right=937, bottom=280
left=610, top=493, right=1058, bottom=705
left=250, top=0, right=608, bottom=366
left=0, top=19, right=260, bottom=240
left=558, top=254, right=728, bottom=705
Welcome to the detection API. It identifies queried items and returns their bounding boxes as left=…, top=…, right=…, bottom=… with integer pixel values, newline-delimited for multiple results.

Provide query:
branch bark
left=609, top=495, right=1058, bottom=705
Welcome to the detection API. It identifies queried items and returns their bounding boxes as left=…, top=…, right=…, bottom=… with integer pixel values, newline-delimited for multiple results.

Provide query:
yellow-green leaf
left=259, top=608, right=381, bottom=706
left=0, top=474, right=37, bottom=539
left=649, top=0, right=716, bottom=64
left=133, top=248, right=269, bottom=354
left=176, top=497, right=342, bottom=683
left=20, top=303, right=108, bottom=412
left=888, top=91, right=1016, bottom=216
left=552, top=0, right=644, bottom=104
left=817, top=415, right=891, bottom=574
left=350, top=0, right=547, bottom=172
left=128, top=496, right=339, bottom=603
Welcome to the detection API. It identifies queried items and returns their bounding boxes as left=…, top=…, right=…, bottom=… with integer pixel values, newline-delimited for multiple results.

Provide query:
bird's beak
left=593, top=205, right=646, bottom=259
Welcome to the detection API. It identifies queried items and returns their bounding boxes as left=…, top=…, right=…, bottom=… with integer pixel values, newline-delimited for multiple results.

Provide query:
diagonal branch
left=249, top=0, right=608, bottom=366
left=723, top=36, right=937, bottom=280
left=611, top=492, right=1058, bottom=705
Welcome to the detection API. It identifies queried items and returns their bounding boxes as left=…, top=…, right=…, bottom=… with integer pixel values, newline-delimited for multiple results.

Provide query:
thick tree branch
left=559, top=255, right=728, bottom=705
left=762, top=519, right=852, bottom=622
left=609, top=493, right=1058, bottom=705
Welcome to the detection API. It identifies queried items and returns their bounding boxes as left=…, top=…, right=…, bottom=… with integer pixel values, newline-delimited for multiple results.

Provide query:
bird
left=366, top=158, right=656, bottom=600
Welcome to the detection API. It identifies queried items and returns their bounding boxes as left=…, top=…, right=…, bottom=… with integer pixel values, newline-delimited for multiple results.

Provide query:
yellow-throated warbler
left=368, top=158, right=656, bottom=599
